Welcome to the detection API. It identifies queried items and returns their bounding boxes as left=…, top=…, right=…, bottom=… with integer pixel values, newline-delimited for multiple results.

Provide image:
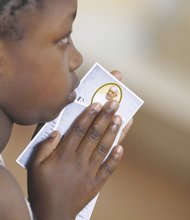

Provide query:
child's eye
left=57, top=31, right=72, bottom=47
left=57, top=36, right=70, bottom=46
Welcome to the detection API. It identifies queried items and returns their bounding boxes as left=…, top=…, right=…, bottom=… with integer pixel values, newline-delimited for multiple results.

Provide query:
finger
left=29, top=130, right=61, bottom=168
left=119, top=118, right=133, bottom=144
left=89, top=115, right=122, bottom=168
left=77, top=100, right=119, bottom=158
left=96, top=145, right=123, bottom=185
left=111, top=70, right=122, bottom=81
left=57, top=102, right=102, bottom=153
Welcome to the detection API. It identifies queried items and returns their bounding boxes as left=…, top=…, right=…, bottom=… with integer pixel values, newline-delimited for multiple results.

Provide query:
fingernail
left=49, top=130, right=58, bottom=138
left=116, top=145, right=123, bottom=154
left=106, top=100, right=119, bottom=113
left=113, top=115, right=122, bottom=125
left=88, top=103, right=102, bottom=118
left=111, top=115, right=122, bottom=132
left=114, top=145, right=123, bottom=160
left=90, top=102, right=102, bottom=112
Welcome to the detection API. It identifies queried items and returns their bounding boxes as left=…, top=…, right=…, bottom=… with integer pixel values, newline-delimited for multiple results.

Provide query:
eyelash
left=57, top=32, right=72, bottom=46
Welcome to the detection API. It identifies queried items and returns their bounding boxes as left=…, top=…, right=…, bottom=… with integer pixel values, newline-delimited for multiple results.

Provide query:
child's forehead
left=22, top=0, right=77, bottom=39
left=38, top=0, right=77, bottom=28
left=43, top=0, right=77, bottom=16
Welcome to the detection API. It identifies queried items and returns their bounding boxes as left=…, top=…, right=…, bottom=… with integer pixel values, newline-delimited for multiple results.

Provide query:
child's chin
left=13, top=98, right=76, bottom=125
left=13, top=111, right=59, bottom=125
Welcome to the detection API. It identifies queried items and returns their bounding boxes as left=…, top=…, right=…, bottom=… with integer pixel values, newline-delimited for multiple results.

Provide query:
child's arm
left=28, top=99, right=126, bottom=220
left=0, top=166, right=31, bottom=220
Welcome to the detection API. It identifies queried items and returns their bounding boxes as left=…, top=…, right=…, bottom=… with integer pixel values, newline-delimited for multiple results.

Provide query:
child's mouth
left=67, top=90, right=77, bottom=103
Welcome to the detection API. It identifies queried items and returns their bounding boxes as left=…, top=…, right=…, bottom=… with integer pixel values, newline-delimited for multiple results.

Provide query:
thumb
left=29, top=130, right=61, bottom=168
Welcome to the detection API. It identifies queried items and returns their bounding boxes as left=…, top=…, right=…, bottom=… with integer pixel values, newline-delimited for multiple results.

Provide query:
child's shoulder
left=0, top=166, right=31, bottom=220
left=0, top=166, right=19, bottom=211
left=0, top=165, right=13, bottom=186
left=0, top=166, right=16, bottom=217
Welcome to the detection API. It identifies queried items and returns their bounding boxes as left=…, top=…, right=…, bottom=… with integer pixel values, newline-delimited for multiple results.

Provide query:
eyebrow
left=57, top=11, right=77, bottom=33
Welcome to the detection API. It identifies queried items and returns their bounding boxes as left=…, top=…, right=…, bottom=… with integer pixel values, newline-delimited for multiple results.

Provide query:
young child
left=0, top=0, right=133, bottom=219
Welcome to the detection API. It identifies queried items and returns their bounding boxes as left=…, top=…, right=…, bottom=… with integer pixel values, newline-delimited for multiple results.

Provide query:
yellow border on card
left=91, top=83, right=123, bottom=104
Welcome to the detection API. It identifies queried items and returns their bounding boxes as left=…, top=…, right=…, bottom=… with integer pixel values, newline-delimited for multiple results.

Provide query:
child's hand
left=28, top=100, right=126, bottom=220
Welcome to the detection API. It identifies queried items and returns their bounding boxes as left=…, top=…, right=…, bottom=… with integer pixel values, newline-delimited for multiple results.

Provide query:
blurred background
left=3, top=0, right=190, bottom=219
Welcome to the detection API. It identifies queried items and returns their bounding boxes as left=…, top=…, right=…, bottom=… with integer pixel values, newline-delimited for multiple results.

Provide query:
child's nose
left=69, top=44, right=83, bottom=72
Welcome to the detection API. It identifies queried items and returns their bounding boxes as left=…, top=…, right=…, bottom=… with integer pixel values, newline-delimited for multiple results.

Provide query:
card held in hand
left=75, top=63, right=143, bottom=123
left=16, top=63, right=144, bottom=220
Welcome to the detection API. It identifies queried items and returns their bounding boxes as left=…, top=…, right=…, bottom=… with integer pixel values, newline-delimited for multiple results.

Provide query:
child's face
left=0, top=0, right=82, bottom=125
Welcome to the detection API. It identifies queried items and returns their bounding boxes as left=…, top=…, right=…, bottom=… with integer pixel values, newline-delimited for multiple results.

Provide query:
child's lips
left=67, top=90, right=77, bottom=103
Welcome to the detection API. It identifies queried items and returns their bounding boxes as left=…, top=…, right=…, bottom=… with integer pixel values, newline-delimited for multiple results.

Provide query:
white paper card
left=16, top=63, right=144, bottom=220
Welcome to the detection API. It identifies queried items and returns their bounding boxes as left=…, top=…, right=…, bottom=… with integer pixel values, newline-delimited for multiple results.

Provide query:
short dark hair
left=0, top=0, right=43, bottom=41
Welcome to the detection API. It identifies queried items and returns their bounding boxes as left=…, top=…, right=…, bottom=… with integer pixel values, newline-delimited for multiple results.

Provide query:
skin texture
left=0, top=166, right=31, bottom=220
left=28, top=101, right=124, bottom=220
left=0, top=0, right=133, bottom=219
left=0, top=0, right=82, bottom=125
